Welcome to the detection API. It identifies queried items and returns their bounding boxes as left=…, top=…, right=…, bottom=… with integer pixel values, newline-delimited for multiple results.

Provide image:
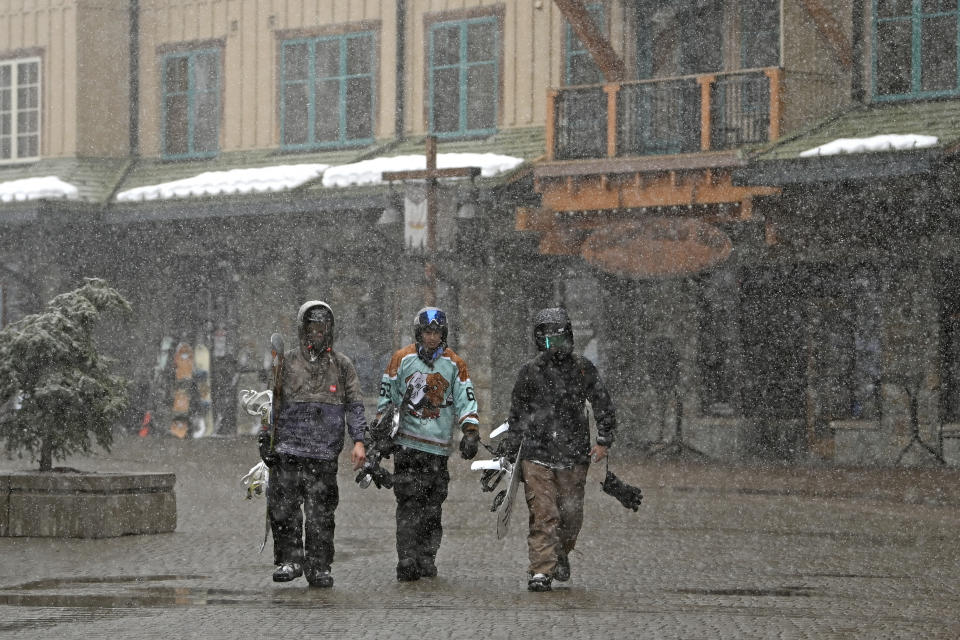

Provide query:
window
left=635, top=0, right=722, bottom=78
left=874, top=0, right=960, bottom=99
left=162, top=48, right=220, bottom=159
left=0, top=57, right=40, bottom=163
left=281, top=31, right=375, bottom=149
left=564, top=4, right=605, bottom=86
left=741, top=0, right=780, bottom=68
left=429, top=16, right=499, bottom=138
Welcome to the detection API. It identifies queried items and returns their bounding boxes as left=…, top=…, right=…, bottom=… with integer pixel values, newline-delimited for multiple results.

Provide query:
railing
left=552, top=85, right=607, bottom=160
left=547, top=68, right=782, bottom=161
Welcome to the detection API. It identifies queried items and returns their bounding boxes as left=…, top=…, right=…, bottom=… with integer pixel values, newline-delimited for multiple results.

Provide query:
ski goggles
left=543, top=332, right=571, bottom=350
left=417, top=308, right=447, bottom=329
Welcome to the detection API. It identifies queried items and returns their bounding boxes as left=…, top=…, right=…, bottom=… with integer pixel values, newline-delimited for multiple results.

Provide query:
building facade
left=1, top=0, right=958, bottom=466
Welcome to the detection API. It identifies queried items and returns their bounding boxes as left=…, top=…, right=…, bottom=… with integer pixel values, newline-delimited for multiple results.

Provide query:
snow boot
left=554, top=552, right=570, bottom=582
left=527, top=573, right=552, bottom=592
left=272, top=562, right=303, bottom=583
left=397, top=558, right=420, bottom=582
left=306, top=567, right=334, bottom=588
left=417, top=557, right=438, bottom=578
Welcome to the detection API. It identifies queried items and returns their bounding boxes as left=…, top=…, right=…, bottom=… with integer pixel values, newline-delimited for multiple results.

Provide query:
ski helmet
left=297, top=300, right=335, bottom=356
left=533, top=307, right=574, bottom=354
left=414, top=306, right=448, bottom=364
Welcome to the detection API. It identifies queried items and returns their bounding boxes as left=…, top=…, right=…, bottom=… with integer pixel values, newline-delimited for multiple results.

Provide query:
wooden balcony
left=527, top=68, right=784, bottom=266
left=546, top=68, right=783, bottom=161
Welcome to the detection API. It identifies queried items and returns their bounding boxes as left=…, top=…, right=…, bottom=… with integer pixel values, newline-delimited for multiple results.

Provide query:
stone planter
left=0, top=471, right=176, bottom=538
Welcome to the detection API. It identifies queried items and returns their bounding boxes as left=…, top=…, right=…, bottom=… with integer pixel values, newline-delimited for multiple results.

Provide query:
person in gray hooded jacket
left=257, top=300, right=367, bottom=588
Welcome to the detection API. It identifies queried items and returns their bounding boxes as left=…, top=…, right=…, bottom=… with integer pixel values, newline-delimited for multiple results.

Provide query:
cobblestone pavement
left=2, top=434, right=960, bottom=639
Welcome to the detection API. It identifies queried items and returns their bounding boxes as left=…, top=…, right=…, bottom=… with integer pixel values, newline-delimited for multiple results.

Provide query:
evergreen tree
left=0, top=278, right=131, bottom=471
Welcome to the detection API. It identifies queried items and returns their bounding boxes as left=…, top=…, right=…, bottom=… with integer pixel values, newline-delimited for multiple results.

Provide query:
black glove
left=459, top=432, right=480, bottom=460
left=257, top=430, right=279, bottom=467
left=496, top=434, right=521, bottom=463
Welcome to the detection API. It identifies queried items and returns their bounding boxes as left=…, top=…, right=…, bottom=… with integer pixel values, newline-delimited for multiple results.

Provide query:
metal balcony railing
left=547, top=68, right=782, bottom=161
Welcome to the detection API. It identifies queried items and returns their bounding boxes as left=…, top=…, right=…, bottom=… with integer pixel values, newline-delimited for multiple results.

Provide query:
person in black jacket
left=504, top=307, right=617, bottom=592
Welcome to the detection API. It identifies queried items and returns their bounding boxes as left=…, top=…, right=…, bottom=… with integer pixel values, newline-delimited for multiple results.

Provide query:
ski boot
left=272, top=562, right=303, bottom=582
left=527, top=573, right=552, bottom=592
left=554, top=552, right=570, bottom=582
left=397, top=558, right=420, bottom=582
left=417, top=556, right=438, bottom=578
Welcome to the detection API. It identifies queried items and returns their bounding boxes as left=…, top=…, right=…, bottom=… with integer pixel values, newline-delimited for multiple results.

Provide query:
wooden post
left=765, top=67, right=783, bottom=142
left=382, top=136, right=481, bottom=306
left=546, top=89, right=558, bottom=161
left=697, top=75, right=715, bottom=152
left=604, top=83, right=620, bottom=158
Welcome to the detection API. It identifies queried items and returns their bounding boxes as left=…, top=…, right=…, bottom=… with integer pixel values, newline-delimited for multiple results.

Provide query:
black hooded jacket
left=506, top=350, right=616, bottom=466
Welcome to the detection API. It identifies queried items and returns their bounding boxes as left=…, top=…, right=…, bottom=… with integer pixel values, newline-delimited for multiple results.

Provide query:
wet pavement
left=2, top=434, right=960, bottom=639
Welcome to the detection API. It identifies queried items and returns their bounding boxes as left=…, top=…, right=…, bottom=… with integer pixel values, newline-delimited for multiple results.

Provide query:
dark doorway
left=739, top=265, right=810, bottom=458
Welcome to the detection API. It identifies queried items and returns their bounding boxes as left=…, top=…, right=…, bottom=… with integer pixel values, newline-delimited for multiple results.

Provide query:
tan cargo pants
left=521, top=461, right=588, bottom=576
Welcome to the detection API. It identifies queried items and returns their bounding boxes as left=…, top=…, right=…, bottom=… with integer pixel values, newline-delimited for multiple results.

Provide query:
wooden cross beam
left=382, top=135, right=481, bottom=305
left=382, top=136, right=481, bottom=252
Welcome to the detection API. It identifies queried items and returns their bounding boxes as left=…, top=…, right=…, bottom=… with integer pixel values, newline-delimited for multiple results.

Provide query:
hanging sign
left=404, top=182, right=427, bottom=250
left=580, top=218, right=732, bottom=279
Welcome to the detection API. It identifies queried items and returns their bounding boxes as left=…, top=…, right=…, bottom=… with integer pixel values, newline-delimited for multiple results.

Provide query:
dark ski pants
left=267, top=455, right=339, bottom=573
left=521, top=461, right=588, bottom=576
left=392, top=447, right=449, bottom=566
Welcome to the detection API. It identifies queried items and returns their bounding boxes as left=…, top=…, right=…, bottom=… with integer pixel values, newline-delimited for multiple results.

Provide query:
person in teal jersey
left=377, top=306, right=480, bottom=581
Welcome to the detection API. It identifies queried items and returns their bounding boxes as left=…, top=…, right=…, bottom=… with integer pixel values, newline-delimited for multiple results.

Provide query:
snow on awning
left=321, top=153, right=525, bottom=187
left=0, top=176, right=79, bottom=202
left=799, top=134, right=938, bottom=157
left=115, top=164, right=330, bottom=202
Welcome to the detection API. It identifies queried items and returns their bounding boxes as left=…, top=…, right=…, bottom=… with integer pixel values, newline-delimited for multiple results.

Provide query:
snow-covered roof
left=799, top=134, right=938, bottom=158
left=0, top=176, right=79, bottom=202
left=321, top=153, right=525, bottom=187
left=109, top=153, right=525, bottom=201
left=115, top=164, right=330, bottom=202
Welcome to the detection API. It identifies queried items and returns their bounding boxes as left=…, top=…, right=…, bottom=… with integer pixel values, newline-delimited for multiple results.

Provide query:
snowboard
left=193, top=342, right=214, bottom=438
left=141, top=336, right=173, bottom=437
left=496, top=443, right=523, bottom=540
left=170, top=341, right=194, bottom=439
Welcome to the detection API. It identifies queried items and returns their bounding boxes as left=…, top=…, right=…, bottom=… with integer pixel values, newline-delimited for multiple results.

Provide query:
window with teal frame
left=873, top=0, right=960, bottom=100
left=564, top=3, right=604, bottom=85
left=429, top=16, right=499, bottom=138
left=162, top=49, right=220, bottom=159
left=281, top=31, right=375, bottom=150
left=740, top=0, right=780, bottom=69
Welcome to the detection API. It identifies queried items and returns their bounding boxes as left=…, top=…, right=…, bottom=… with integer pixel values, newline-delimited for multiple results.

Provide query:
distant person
left=502, top=307, right=617, bottom=592
left=257, top=301, right=367, bottom=588
left=377, top=307, right=480, bottom=581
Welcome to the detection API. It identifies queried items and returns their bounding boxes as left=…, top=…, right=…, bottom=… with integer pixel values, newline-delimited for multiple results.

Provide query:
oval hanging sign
left=580, top=218, right=732, bottom=279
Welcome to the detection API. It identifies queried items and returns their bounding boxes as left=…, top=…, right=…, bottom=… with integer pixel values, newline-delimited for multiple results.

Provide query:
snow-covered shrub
left=0, top=278, right=130, bottom=471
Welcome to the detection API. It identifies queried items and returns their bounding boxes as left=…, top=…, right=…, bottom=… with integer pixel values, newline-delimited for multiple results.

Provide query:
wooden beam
left=538, top=169, right=778, bottom=212
left=553, top=0, right=625, bottom=82
left=383, top=166, right=482, bottom=181
left=799, top=0, right=853, bottom=70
